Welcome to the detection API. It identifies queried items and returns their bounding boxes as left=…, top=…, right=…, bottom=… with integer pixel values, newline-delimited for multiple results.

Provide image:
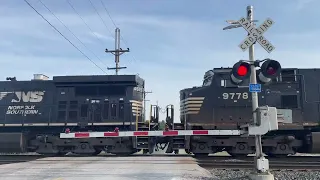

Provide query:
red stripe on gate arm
left=104, top=132, right=119, bottom=137
left=75, top=132, right=90, bottom=138
left=193, top=130, right=209, bottom=135
left=134, top=131, right=148, bottom=136
left=163, top=131, right=178, bottom=136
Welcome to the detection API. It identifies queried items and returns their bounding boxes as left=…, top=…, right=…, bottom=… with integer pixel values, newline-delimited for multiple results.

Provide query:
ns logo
left=0, top=91, right=45, bottom=103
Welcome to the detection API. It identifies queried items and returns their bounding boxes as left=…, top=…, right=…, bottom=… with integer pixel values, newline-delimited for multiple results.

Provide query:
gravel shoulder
left=205, top=169, right=320, bottom=180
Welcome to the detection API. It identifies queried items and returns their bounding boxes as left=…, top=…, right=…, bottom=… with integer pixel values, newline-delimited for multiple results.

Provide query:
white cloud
left=0, top=53, right=108, bottom=80
left=295, top=0, right=316, bottom=10
left=90, top=31, right=114, bottom=41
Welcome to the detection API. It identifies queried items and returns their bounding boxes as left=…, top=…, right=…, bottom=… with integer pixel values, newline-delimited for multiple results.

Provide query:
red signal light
left=258, top=59, right=281, bottom=84
left=237, top=65, right=249, bottom=76
left=266, top=66, right=276, bottom=75
left=230, top=61, right=251, bottom=85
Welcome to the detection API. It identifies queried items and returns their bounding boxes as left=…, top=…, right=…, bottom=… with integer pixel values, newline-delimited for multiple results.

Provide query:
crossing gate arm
left=59, top=130, right=243, bottom=139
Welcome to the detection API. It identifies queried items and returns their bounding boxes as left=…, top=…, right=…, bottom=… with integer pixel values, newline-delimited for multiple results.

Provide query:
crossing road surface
left=0, top=156, right=212, bottom=180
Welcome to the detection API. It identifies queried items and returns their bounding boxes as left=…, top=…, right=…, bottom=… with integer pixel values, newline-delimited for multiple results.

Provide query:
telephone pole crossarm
left=105, top=48, right=130, bottom=54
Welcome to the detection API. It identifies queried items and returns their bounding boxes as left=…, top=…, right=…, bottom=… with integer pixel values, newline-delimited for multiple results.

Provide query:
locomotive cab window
left=281, top=95, right=298, bottom=108
left=220, top=79, right=225, bottom=87
left=182, top=92, right=186, bottom=100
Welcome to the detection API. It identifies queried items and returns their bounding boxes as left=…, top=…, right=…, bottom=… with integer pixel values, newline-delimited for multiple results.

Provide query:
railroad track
left=1, top=153, right=320, bottom=169
left=197, top=155, right=320, bottom=170
left=196, top=155, right=320, bottom=162
left=1, top=153, right=320, bottom=159
left=197, top=159, right=320, bottom=170
left=0, top=154, right=320, bottom=171
left=1, top=152, right=320, bottom=157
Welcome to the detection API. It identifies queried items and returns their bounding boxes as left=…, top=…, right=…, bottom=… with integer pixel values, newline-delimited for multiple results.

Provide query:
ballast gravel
left=203, top=169, right=320, bottom=180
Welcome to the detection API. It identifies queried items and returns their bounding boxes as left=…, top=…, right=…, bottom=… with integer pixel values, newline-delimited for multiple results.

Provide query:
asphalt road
left=0, top=156, right=212, bottom=180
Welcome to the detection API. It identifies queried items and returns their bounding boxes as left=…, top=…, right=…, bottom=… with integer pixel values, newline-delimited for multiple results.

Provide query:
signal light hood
left=260, top=60, right=281, bottom=78
left=258, top=60, right=281, bottom=83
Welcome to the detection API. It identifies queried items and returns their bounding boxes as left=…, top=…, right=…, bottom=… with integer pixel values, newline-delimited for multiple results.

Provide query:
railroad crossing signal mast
left=106, top=28, right=130, bottom=75
left=223, top=6, right=280, bottom=180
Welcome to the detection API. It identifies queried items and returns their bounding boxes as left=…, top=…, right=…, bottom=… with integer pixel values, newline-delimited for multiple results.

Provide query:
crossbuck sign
left=238, top=17, right=275, bottom=53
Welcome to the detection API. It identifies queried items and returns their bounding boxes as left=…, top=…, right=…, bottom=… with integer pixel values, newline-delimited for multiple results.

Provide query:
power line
left=99, top=0, right=139, bottom=63
left=100, top=0, right=117, bottom=28
left=66, top=0, right=105, bottom=46
left=88, top=0, right=114, bottom=38
left=23, top=0, right=107, bottom=74
left=39, top=0, right=109, bottom=71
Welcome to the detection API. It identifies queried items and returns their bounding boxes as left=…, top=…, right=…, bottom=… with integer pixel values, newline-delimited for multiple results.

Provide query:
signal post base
left=249, top=157, right=274, bottom=180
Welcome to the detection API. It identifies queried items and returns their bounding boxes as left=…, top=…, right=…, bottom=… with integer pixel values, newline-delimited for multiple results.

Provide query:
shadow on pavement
left=0, top=154, right=47, bottom=165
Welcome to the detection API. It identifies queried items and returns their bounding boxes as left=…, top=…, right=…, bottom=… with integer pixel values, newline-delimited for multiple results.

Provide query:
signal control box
left=241, top=106, right=278, bottom=136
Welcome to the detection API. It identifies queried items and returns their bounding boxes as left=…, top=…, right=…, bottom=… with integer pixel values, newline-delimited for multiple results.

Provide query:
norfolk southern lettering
left=6, top=105, right=39, bottom=115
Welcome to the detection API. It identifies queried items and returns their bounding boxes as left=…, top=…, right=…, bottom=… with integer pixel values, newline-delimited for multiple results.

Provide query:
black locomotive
left=179, top=67, right=320, bottom=157
left=0, top=74, right=149, bottom=155
left=2, top=67, right=320, bottom=157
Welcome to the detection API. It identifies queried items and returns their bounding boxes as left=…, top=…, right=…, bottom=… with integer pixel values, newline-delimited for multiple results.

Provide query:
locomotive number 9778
left=222, top=92, right=249, bottom=100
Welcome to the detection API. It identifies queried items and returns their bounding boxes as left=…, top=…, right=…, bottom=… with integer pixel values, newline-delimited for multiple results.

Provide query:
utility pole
left=143, top=90, right=152, bottom=121
left=105, top=28, right=129, bottom=75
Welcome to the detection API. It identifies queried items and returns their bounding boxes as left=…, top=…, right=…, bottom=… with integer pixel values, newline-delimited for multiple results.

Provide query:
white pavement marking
left=0, top=156, right=212, bottom=180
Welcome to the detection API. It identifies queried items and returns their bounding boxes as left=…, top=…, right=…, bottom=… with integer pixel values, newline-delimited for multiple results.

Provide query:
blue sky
left=1, top=0, right=319, bottom=122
